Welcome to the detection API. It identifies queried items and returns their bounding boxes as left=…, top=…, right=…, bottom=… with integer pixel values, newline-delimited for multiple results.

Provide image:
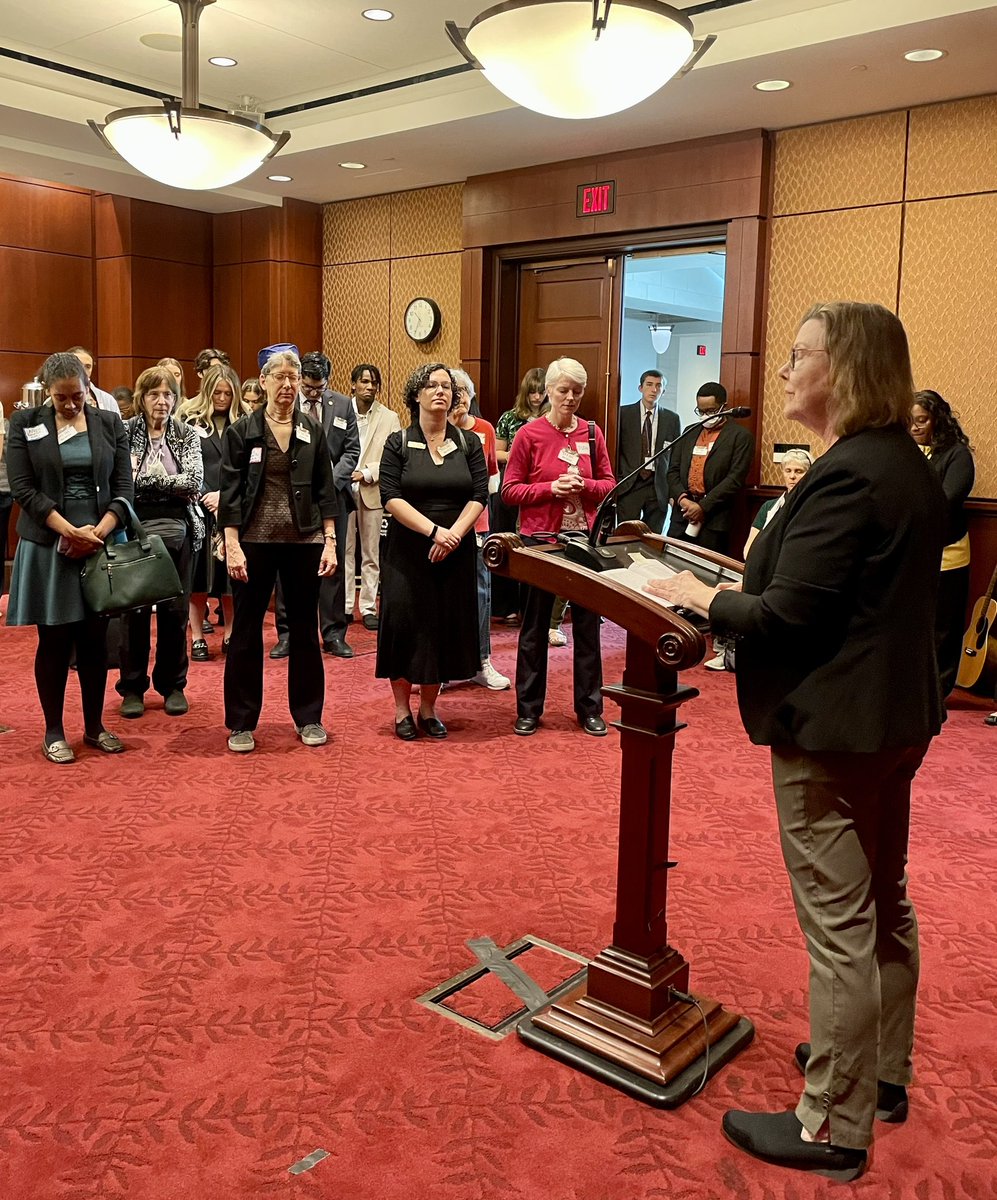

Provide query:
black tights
left=35, top=619, right=110, bottom=744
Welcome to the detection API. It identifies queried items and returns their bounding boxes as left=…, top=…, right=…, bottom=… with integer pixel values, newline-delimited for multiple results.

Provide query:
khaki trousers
left=771, top=742, right=928, bottom=1149
left=343, top=502, right=384, bottom=617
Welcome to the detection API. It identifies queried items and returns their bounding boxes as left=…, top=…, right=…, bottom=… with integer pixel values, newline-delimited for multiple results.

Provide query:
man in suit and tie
left=616, top=370, right=681, bottom=532
left=270, top=350, right=360, bottom=659
left=342, top=363, right=399, bottom=631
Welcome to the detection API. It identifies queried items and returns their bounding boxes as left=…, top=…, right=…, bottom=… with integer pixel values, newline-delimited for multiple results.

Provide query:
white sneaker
left=548, top=627, right=567, bottom=647
left=704, top=654, right=727, bottom=671
left=295, top=723, right=328, bottom=746
left=227, top=730, right=255, bottom=753
left=472, top=659, right=511, bottom=690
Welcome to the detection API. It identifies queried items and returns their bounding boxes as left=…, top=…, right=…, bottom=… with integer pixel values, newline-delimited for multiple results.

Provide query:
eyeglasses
left=694, top=406, right=721, bottom=417
left=422, top=380, right=452, bottom=392
left=788, top=346, right=829, bottom=370
left=269, top=373, right=300, bottom=385
left=301, top=382, right=326, bottom=397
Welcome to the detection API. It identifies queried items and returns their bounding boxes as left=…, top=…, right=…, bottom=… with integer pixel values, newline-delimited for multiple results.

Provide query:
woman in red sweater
left=502, top=357, right=615, bottom=736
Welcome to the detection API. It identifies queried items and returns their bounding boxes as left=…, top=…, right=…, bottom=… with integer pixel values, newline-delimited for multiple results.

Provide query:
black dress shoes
left=269, top=636, right=290, bottom=660
left=394, top=715, right=418, bottom=741
left=362, top=613, right=379, bottom=631
left=323, top=637, right=354, bottom=658
left=580, top=714, right=608, bottom=736
left=191, top=639, right=210, bottom=662
left=794, top=1042, right=908, bottom=1122
left=514, top=716, right=539, bottom=736
left=721, top=1110, right=867, bottom=1182
left=417, top=715, right=447, bottom=739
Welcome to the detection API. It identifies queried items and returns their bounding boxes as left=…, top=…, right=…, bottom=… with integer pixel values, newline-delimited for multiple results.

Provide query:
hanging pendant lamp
left=89, top=0, right=289, bottom=191
left=446, top=0, right=714, bottom=120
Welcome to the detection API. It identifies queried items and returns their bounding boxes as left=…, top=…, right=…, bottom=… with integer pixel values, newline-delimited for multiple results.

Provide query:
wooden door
left=518, top=257, right=623, bottom=458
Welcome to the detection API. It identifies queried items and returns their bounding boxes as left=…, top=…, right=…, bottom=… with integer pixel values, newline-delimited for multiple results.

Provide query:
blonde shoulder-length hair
left=178, top=364, right=245, bottom=426
left=802, top=301, right=915, bottom=438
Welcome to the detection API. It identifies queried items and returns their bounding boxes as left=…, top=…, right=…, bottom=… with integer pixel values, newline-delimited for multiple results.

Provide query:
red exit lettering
left=697, top=344, right=708, bottom=356
left=582, top=184, right=612, bottom=214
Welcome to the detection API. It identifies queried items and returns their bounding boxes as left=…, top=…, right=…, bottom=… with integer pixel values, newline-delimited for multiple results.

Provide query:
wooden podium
left=484, top=523, right=754, bottom=1106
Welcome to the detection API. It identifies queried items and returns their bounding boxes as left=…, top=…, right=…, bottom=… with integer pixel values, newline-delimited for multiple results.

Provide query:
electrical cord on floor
left=669, top=987, right=711, bottom=1098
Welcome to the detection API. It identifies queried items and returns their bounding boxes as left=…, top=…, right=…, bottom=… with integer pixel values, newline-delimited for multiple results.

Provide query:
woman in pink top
left=502, top=357, right=615, bottom=737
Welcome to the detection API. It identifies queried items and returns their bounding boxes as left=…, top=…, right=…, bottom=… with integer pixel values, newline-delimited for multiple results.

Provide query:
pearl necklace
left=545, top=411, right=577, bottom=436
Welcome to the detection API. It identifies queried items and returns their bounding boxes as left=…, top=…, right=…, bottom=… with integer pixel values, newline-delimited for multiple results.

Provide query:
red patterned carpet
left=0, top=612, right=995, bottom=1200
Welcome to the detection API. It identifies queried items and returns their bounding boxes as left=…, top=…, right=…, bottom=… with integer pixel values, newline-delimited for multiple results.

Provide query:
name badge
left=475, top=431, right=487, bottom=445
left=692, top=445, right=709, bottom=456
left=333, top=416, right=348, bottom=429
left=250, top=446, right=263, bottom=464
left=407, top=441, right=426, bottom=450
left=558, top=447, right=579, bottom=465
left=575, top=440, right=590, bottom=455
left=25, top=424, right=49, bottom=442
left=439, top=440, right=458, bottom=457
left=57, top=426, right=78, bottom=444
left=296, top=425, right=311, bottom=444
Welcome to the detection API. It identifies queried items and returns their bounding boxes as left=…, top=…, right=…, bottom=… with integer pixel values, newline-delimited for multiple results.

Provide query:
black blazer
left=926, top=440, right=974, bottom=546
left=710, top=425, right=947, bottom=753
left=188, top=421, right=226, bottom=494
left=296, top=391, right=361, bottom=512
left=666, top=418, right=754, bottom=535
left=217, top=407, right=339, bottom=535
left=6, top=405, right=133, bottom=545
left=617, top=402, right=681, bottom=512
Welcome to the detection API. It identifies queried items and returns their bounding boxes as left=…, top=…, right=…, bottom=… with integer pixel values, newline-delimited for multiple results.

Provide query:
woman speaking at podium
left=646, top=303, right=946, bottom=1181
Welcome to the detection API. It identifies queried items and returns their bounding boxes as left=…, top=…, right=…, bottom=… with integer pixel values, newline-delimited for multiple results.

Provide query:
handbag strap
left=588, top=421, right=597, bottom=479
left=106, top=496, right=152, bottom=558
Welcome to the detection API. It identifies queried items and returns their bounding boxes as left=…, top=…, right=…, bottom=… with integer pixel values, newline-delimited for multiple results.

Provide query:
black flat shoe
left=794, top=1043, right=908, bottom=1122
left=580, top=714, right=608, bottom=736
left=984, top=712, right=997, bottom=726
left=514, top=715, right=539, bottom=736
left=721, top=1110, right=867, bottom=1182
left=191, top=639, right=211, bottom=662
left=394, top=715, right=418, bottom=741
left=83, top=730, right=124, bottom=754
left=417, top=715, right=447, bottom=739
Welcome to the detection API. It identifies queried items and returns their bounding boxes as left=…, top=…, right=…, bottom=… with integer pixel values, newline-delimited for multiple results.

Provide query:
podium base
left=518, top=1013, right=755, bottom=1108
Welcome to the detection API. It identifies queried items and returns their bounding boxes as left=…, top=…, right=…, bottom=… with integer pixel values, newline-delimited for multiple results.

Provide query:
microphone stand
left=562, top=405, right=751, bottom=572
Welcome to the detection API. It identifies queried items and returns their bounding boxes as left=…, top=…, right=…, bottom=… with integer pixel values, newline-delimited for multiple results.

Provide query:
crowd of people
left=0, top=324, right=990, bottom=765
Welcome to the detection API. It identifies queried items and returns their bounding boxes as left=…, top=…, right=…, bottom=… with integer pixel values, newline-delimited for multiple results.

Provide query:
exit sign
left=576, top=180, right=616, bottom=217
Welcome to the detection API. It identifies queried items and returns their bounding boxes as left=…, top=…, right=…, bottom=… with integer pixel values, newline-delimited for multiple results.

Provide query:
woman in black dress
left=376, top=364, right=487, bottom=740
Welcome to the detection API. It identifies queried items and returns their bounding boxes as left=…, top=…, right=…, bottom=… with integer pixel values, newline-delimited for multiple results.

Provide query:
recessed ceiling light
left=268, top=174, right=293, bottom=182
left=362, top=8, right=394, bottom=19
left=904, top=48, right=946, bottom=62
left=754, top=79, right=792, bottom=92
left=208, top=56, right=238, bottom=68
left=339, top=161, right=366, bottom=170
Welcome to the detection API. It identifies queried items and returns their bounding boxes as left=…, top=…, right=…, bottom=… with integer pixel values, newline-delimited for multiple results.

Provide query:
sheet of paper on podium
left=600, top=553, right=679, bottom=610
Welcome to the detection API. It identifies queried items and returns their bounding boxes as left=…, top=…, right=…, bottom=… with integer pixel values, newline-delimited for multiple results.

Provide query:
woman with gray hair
left=218, top=349, right=339, bottom=753
left=742, top=448, right=814, bottom=560
left=501, top=356, right=615, bottom=736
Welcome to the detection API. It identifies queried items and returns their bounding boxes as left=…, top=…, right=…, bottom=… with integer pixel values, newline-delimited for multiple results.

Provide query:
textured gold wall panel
left=322, top=261, right=391, bottom=398
left=760, top=206, right=903, bottom=481
left=390, top=184, right=463, bottom=259
left=901, top=195, right=997, bottom=498
left=323, top=195, right=391, bottom=265
left=907, top=96, right=997, bottom=201
left=389, top=253, right=462, bottom=419
left=772, top=112, right=907, bottom=216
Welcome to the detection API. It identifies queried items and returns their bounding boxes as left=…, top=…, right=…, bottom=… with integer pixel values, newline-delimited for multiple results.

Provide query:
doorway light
left=89, top=0, right=288, bottom=190
left=649, top=324, right=673, bottom=354
left=446, top=1, right=713, bottom=120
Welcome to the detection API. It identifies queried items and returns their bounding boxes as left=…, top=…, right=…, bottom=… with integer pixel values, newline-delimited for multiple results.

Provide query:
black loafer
left=269, top=637, right=290, bottom=659
left=581, top=714, right=608, bottom=736
left=362, top=613, right=379, bottom=630
left=514, top=716, right=539, bottom=736
left=191, top=639, right=210, bottom=662
left=794, top=1043, right=908, bottom=1122
left=721, top=1110, right=866, bottom=1182
left=985, top=712, right=997, bottom=726
left=394, top=715, right=418, bottom=741
left=417, top=715, right=447, bottom=739
left=323, top=637, right=354, bottom=658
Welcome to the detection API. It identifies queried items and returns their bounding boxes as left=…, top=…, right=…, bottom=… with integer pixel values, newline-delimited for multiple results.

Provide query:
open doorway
left=618, top=247, right=726, bottom=431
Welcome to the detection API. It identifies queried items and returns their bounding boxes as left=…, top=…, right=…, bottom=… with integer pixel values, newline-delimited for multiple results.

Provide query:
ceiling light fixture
left=649, top=324, right=673, bottom=354
left=362, top=8, right=395, bottom=19
left=339, top=161, right=367, bottom=169
left=446, top=1, right=714, bottom=120
left=208, top=56, right=238, bottom=67
left=89, top=0, right=289, bottom=191
left=904, top=48, right=946, bottom=62
left=754, top=79, right=791, bottom=92
left=268, top=174, right=293, bottom=182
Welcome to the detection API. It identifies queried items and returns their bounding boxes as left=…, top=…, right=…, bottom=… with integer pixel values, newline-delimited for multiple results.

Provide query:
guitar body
left=956, top=595, right=997, bottom=693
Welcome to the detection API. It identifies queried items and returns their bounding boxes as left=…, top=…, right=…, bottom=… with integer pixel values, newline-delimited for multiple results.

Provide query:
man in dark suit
left=666, top=381, right=754, bottom=555
left=616, top=369, right=681, bottom=532
left=271, top=351, right=360, bottom=659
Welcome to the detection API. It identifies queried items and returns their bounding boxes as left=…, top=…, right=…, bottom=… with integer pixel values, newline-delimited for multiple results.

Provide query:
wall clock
left=404, top=296, right=442, bottom=344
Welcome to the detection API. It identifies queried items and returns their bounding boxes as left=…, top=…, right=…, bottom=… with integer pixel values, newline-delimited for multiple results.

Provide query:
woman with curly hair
left=375, top=363, right=488, bottom=740
left=909, top=389, right=975, bottom=696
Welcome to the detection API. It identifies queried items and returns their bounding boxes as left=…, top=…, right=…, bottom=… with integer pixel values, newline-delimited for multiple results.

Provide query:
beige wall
left=322, top=184, right=463, bottom=422
left=762, top=95, right=997, bottom=496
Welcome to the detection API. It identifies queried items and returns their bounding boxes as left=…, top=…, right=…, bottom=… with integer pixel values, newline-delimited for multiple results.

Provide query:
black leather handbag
left=80, top=497, right=183, bottom=616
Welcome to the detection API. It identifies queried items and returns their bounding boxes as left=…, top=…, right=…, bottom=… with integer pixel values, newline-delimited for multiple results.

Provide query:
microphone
left=563, top=404, right=751, bottom=571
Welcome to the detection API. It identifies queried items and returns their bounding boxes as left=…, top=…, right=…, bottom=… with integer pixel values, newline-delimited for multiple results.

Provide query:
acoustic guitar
left=956, top=560, right=997, bottom=693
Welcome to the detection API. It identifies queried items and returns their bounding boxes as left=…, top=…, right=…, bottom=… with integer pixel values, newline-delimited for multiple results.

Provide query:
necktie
left=642, top=409, right=652, bottom=460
